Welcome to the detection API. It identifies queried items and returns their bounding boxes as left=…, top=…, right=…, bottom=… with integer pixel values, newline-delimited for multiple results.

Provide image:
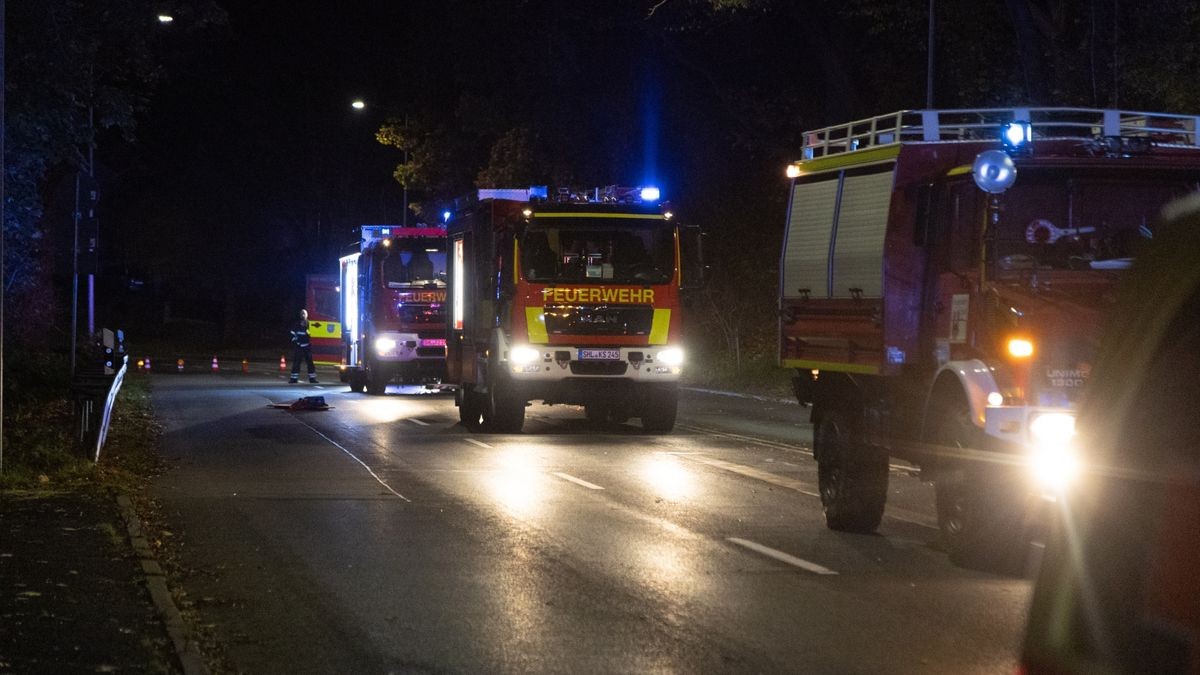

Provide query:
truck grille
left=569, top=361, right=628, bottom=376
left=544, top=305, right=653, bottom=337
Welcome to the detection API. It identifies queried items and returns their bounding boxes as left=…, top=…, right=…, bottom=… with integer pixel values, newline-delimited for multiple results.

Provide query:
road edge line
left=115, top=494, right=209, bottom=675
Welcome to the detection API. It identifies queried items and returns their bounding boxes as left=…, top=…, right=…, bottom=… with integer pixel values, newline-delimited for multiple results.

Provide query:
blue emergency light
left=442, top=210, right=451, bottom=223
left=639, top=186, right=661, bottom=202
left=1001, top=121, right=1032, bottom=153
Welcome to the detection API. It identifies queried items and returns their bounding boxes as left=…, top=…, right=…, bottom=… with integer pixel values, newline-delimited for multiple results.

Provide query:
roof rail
left=800, top=108, right=1200, bottom=159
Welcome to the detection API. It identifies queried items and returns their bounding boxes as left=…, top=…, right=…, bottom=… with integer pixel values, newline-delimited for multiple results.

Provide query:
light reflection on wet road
left=150, top=373, right=1032, bottom=674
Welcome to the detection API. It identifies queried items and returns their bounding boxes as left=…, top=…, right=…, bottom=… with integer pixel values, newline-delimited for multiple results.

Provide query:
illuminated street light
left=157, top=14, right=174, bottom=23
left=351, top=99, right=365, bottom=110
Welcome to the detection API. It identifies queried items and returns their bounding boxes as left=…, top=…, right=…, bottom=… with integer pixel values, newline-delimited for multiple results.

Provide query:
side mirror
left=680, top=224, right=706, bottom=289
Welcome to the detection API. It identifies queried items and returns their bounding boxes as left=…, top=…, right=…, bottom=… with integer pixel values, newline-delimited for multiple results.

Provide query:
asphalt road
left=150, top=371, right=1032, bottom=674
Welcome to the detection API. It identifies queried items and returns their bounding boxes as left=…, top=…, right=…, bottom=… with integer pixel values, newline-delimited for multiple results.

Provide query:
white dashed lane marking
left=463, top=438, right=493, bottom=449
left=727, top=538, right=838, bottom=575
left=552, top=472, right=605, bottom=490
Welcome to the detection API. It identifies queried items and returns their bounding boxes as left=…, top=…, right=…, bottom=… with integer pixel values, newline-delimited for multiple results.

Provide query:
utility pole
left=926, top=0, right=935, bottom=109
left=1, top=0, right=7, bottom=475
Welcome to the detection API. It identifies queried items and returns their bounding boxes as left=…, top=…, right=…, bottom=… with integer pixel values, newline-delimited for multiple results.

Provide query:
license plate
left=577, top=348, right=621, bottom=361
left=420, top=338, right=446, bottom=347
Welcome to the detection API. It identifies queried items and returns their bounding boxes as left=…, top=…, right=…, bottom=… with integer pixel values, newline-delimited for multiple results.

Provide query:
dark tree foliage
left=4, top=0, right=223, bottom=348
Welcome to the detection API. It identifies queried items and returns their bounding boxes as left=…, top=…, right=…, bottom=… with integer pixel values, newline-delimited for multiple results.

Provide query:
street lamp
left=157, top=14, right=174, bottom=23
left=351, top=99, right=407, bottom=227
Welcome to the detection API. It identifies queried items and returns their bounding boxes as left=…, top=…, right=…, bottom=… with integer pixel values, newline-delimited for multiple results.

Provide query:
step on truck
left=780, top=108, right=1200, bottom=569
left=339, top=224, right=449, bottom=394
left=446, top=186, right=702, bottom=433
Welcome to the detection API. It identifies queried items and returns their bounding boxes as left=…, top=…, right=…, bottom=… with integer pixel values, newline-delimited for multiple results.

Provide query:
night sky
left=75, top=0, right=942, bottom=347
left=100, top=1, right=813, bottom=344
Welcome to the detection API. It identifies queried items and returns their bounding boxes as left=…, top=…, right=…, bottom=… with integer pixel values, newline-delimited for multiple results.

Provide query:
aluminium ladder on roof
left=800, top=108, right=1200, bottom=159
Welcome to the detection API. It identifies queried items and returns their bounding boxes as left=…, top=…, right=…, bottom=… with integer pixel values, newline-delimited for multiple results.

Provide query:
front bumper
left=372, top=333, right=447, bottom=363
left=503, top=346, right=682, bottom=383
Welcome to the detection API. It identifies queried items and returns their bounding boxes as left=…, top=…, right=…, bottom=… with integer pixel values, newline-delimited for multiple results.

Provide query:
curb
left=115, top=494, right=208, bottom=675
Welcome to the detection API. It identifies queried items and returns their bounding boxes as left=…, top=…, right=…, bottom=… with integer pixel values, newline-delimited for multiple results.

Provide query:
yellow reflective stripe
left=308, top=320, right=342, bottom=339
left=946, top=164, right=973, bottom=176
left=781, top=358, right=880, bottom=375
left=532, top=212, right=665, bottom=220
left=648, top=309, right=671, bottom=345
left=795, top=145, right=901, bottom=175
left=526, top=307, right=548, bottom=343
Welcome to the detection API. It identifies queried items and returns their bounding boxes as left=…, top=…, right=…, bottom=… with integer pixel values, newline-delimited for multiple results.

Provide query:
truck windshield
left=381, top=238, right=447, bottom=287
left=993, top=170, right=1200, bottom=271
left=520, top=219, right=674, bottom=284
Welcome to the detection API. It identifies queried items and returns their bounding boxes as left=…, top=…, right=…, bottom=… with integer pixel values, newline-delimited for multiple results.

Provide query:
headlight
left=1030, top=443, right=1080, bottom=491
left=657, top=347, right=684, bottom=367
left=1029, top=413, right=1079, bottom=491
left=374, top=337, right=397, bottom=354
left=509, top=345, right=541, bottom=365
left=1030, top=412, right=1075, bottom=446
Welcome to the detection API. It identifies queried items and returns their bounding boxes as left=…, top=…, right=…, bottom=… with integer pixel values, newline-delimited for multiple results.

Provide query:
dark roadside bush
left=0, top=352, right=87, bottom=485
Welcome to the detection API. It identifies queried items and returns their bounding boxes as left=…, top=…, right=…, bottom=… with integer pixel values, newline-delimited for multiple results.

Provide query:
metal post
left=87, top=104, right=95, bottom=336
left=71, top=172, right=80, bottom=376
left=1, top=0, right=7, bottom=475
left=926, top=0, right=935, bottom=109
left=402, top=115, right=409, bottom=227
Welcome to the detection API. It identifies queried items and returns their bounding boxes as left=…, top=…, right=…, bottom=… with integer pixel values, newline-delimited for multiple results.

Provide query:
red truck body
left=779, top=108, right=1200, bottom=568
left=445, top=187, right=700, bottom=433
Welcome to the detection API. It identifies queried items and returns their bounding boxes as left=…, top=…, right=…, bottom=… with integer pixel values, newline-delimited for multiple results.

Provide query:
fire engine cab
left=446, top=186, right=702, bottom=433
left=780, top=108, right=1200, bottom=569
left=339, top=225, right=448, bottom=394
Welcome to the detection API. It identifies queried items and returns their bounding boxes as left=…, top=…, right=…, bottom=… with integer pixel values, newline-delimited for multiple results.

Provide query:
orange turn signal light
left=1007, top=338, right=1034, bottom=359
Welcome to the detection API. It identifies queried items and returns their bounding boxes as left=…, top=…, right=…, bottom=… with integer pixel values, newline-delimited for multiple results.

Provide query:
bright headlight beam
left=509, top=346, right=541, bottom=365
left=657, top=347, right=684, bottom=367
left=375, top=337, right=397, bottom=354
left=1030, top=412, right=1076, bottom=445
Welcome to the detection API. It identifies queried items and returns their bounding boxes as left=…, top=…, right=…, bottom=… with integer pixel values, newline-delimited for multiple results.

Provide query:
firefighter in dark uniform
left=289, top=309, right=318, bottom=383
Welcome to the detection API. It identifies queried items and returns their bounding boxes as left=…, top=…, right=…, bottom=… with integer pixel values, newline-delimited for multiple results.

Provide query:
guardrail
left=72, top=330, right=128, bottom=462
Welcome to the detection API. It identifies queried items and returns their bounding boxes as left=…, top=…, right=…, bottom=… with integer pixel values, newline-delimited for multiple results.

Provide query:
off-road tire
left=815, top=408, right=888, bottom=533
left=931, top=397, right=1029, bottom=574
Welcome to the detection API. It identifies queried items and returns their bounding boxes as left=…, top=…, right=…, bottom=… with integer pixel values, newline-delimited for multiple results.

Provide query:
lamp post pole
left=352, top=99, right=408, bottom=226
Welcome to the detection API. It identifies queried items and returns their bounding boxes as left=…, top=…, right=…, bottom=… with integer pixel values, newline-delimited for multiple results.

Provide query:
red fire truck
left=304, top=273, right=342, bottom=365
left=780, top=108, right=1200, bottom=568
left=446, top=186, right=702, bottom=433
left=339, top=225, right=448, bottom=394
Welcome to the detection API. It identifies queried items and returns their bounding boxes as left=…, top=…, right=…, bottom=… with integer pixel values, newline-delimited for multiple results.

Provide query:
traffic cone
left=212, top=355, right=220, bottom=372
left=279, top=355, right=287, bottom=372
left=242, top=359, right=249, bottom=374
left=177, top=358, right=184, bottom=373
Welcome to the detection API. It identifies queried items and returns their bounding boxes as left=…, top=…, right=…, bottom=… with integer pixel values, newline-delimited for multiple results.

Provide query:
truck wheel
left=814, top=408, right=887, bottom=533
left=458, top=385, right=484, bottom=431
left=365, top=361, right=388, bottom=395
left=348, top=372, right=364, bottom=394
left=484, top=376, right=525, bottom=433
left=640, top=384, right=678, bottom=433
left=932, top=398, right=1028, bottom=574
